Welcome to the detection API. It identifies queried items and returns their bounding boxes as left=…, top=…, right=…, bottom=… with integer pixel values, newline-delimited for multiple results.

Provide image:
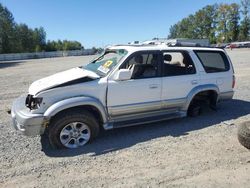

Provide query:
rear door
left=160, top=50, right=199, bottom=110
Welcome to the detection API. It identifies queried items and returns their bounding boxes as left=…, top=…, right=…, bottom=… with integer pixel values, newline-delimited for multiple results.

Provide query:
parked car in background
left=226, top=41, right=250, bottom=49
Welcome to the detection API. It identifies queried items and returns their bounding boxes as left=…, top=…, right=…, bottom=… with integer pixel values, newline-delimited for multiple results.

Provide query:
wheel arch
left=44, top=96, right=108, bottom=126
left=183, top=84, right=220, bottom=111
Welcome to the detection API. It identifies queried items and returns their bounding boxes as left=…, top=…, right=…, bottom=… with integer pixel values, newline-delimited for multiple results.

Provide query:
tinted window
left=121, top=52, right=160, bottom=79
left=194, top=51, right=230, bottom=73
left=124, top=53, right=155, bottom=68
left=162, top=51, right=196, bottom=76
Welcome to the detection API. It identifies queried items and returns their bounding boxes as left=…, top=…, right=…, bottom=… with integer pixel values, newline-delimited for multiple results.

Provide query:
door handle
left=149, top=84, right=159, bottom=89
left=191, top=80, right=198, bottom=85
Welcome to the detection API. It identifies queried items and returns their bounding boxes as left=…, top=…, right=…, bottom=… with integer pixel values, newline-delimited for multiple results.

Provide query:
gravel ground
left=0, top=49, right=249, bottom=188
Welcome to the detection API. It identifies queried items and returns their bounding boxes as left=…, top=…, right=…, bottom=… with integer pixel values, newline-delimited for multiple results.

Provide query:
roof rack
left=108, top=41, right=215, bottom=49
left=166, top=41, right=211, bottom=47
left=109, top=43, right=158, bottom=47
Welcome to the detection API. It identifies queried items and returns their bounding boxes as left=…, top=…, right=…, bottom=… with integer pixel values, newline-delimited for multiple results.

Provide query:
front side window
left=194, top=50, right=230, bottom=73
left=84, top=49, right=127, bottom=77
left=162, top=51, right=196, bottom=76
left=121, top=51, right=160, bottom=79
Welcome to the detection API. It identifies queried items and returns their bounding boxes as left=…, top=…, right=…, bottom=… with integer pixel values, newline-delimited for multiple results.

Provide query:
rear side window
left=194, top=51, right=230, bottom=73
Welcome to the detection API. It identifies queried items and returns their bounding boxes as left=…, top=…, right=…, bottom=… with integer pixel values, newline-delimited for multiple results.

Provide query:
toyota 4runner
left=11, top=44, right=235, bottom=149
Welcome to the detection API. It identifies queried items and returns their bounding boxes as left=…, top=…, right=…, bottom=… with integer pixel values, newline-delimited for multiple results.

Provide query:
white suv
left=11, top=44, right=235, bottom=149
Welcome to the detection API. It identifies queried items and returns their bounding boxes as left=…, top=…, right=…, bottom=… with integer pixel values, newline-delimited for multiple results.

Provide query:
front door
left=107, top=51, right=162, bottom=117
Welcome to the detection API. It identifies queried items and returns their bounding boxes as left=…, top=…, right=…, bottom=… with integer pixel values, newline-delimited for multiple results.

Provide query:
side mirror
left=114, top=69, right=131, bottom=81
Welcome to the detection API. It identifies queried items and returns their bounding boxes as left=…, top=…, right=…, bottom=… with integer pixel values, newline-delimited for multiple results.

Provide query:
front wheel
left=47, top=110, right=99, bottom=149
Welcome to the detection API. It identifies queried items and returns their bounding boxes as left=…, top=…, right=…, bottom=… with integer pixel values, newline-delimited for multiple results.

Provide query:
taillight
left=232, top=75, right=235, bottom=88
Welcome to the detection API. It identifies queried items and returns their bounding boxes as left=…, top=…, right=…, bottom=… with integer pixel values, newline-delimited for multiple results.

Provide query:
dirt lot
left=0, top=49, right=250, bottom=188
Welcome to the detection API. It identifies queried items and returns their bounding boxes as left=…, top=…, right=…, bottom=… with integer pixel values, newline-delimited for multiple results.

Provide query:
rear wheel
left=188, top=91, right=218, bottom=117
left=187, top=102, right=201, bottom=117
left=47, top=110, right=99, bottom=149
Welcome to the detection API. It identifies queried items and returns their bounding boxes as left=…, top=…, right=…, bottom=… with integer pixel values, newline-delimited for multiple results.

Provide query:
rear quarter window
left=194, top=50, right=230, bottom=73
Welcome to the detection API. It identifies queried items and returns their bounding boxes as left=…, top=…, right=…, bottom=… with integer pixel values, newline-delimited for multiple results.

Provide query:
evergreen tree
left=239, top=0, right=250, bottom=41
left=0, top=3, right=15, bottom=53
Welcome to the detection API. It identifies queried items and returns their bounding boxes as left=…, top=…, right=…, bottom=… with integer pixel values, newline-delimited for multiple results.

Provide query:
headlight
left=25, top=95, right=43, bottom=110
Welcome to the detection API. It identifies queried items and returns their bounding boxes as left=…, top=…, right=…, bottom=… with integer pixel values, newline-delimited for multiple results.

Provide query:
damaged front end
left=11, top=95, right=46, bottom=136
left=25, top=94, right=43, bottom=110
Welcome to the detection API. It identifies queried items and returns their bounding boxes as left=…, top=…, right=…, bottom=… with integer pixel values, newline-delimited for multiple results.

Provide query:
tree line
left=168, top=0, right=250, bottom=43
left=0, top=3, right=83, bottom=54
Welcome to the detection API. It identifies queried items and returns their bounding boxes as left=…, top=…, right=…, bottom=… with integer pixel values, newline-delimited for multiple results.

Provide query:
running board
left=112, top=112, right=183, bottom=128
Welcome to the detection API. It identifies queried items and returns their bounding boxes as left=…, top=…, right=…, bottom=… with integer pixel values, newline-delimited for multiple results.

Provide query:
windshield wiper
left=91, top=55, right=104, bottom=64
left=91, top=49, right=117, bottom=64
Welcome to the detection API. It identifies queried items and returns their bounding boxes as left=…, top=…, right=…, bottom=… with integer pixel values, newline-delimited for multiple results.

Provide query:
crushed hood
left=29, top=67, right=100, bottom=95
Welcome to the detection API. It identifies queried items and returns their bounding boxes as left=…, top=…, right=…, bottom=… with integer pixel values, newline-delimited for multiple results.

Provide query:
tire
left=47, top=110, right=99, bottom=149
left=187, top=102, right=201, bottom=117
left=237, top=121, right=250, bottom=149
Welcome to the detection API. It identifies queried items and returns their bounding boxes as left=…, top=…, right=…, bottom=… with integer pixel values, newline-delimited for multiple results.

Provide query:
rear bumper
left=219, top=91, right=234, bottom=101
left=11, top=96, right=46, bottom=136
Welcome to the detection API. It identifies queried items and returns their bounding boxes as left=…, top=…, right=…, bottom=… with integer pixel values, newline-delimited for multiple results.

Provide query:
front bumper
left=11, top=96, right=46, bottom=136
